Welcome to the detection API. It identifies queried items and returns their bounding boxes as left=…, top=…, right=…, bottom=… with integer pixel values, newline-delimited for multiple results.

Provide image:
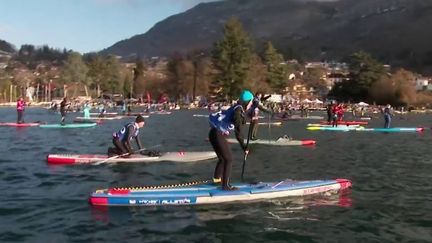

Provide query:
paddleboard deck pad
left=89, top=178, right=352, bottom=206
left=226, top=138, right=315, bottom=146
left=47, top=151, right=217, bottom=164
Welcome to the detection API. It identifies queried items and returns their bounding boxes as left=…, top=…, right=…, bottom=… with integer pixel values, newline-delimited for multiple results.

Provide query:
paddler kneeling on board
left=209, top=90, right=253, bottom=190
left=108, top=115, right=147, bottom=157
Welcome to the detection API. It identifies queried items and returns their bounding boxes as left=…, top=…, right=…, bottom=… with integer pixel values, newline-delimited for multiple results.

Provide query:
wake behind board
left=47, top=151, right=217, bottom=165
left=40, top=123, right=97, bottom=128
left=89, top=178, right=352, bottom=206
left=226, top=138, right=315, bottom=146
left=0, top=122, right=40, bottom=127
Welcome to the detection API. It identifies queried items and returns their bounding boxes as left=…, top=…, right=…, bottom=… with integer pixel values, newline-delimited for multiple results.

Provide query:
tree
left=303, top=67, right=328, bottom=96
left=103, top=55, right=122, bottom=94
left=263, top=41, right=287, bottom=92
left=212, top=17, right=253, bottom=99
left=329, top=51, right=386, bottom=102
left=61, top=52, right=89, bottom=97
left=133, top=59, right=146, bottom=99
left=86, top=54, right=106, bottom=97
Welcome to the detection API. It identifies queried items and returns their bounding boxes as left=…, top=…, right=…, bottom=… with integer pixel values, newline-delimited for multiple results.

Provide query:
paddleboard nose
left=336, top=179, right=352, bottom=190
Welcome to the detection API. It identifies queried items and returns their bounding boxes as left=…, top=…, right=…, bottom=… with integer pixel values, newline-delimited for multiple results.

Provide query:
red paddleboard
left=0, top=122, right=40, bottom=127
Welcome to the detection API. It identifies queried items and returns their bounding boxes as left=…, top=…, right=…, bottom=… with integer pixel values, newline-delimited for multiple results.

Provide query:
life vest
left=113, top=122, right=139, bottom=141
left=209, top=104, right=243, bottom=134
left=17, top=100, right=25, bottom=111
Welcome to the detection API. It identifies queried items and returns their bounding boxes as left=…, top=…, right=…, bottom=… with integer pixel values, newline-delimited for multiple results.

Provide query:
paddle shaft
left=241, top=121, right=253, bottom=182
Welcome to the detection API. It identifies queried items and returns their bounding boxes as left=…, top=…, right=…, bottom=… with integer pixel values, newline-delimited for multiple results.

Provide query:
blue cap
left=239, top=90, right=254, bottom=102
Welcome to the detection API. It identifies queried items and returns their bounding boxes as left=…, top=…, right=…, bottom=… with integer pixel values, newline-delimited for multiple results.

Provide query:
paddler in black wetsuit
left=60, top=97, right=70, bottom=125
left=208, top=90, right=254, bottom=190
left=248, top=92, right=272, bottom=140
left=108, top=115, right=146, bottom=157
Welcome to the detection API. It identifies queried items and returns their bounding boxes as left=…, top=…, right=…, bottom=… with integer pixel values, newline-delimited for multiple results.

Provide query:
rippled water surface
left=0, top=107, right=431, bottom=242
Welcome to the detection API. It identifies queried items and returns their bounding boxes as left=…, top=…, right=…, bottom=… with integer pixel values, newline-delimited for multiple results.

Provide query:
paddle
left=94, top=144, right=161, bottom=165
left=241, top=122, right=253, bottom=182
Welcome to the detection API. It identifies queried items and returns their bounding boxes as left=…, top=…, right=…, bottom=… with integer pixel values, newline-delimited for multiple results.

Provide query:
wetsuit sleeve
left=262, top=95, right=271, bottom=101
left=257, top=102, right=272, bottom=113
left=124, top=125, right=135, bottom=153
left=233, top=107, right=247, bottom=151
left=135, top=135, right=143, bottom=150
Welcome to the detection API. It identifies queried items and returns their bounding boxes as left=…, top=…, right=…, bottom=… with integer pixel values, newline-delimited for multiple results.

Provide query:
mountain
left=101, top=0, right=432, bottom=73
left=0, top=39, right=15, bottom=54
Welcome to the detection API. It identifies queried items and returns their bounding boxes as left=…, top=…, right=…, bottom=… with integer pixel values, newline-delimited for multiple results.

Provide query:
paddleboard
left=40, top=123, right=97, bottom=128
left=0, top=122, right=40, bottom=127
left=89, top=112, right=118, bottom=116
left=307, top=123, right=360, bottom=128
left=73, top=118, right=103, bottom=124
left=79, top=116, right=123, bottom=120
left=355, top=127, right=424, bottom=132
left=226, top=138, right=315, bottom=146
left=319, top=121, right=368, bottom=125
left=89, top=178, right=352, bottom=206
left=308, top=126, right=423, bottom=132
left=275, top=115, right=324, bottom=120
left=47, top=151, right=217, bottom=165
left=246, top=121, right=282, bottom=126
left=307, top=126, right=364, bottom=131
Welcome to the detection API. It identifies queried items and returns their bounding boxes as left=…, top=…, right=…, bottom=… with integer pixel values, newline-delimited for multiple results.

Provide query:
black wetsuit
left=326, top=104, right=333, bottom=123
left=249, top=96, right=272, bottom=140
left=111, top=123, right=143, bottom=156
left=209, top=105, right=247, bottom=190
left=60, top=100, right=68, bottom=124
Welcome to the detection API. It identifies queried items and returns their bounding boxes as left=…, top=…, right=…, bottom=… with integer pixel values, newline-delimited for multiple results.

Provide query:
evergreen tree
left=61, top=52, right=89, bottom=97
left=263, top=41, right=287, bottom=92
left=212, top=17, right=252, bottom=99
left=329, top=51, right=386, bottom=102
left=133, top=58, right=146, bottom=98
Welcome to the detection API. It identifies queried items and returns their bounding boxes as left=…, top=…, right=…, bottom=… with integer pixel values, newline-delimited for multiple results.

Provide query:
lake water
left=0, top=107, right=431, bottom=242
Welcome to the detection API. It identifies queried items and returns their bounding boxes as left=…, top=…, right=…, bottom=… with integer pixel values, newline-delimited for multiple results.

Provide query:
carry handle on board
left=94, top=144, right=161, bottom=165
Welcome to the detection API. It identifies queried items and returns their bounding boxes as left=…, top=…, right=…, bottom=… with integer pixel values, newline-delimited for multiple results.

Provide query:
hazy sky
left=0, top=0, right=216, bottom=53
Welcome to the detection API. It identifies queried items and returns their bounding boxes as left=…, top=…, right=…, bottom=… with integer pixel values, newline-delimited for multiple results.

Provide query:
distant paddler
left=383, top=104, right=393, bottom=128
left=16, top=97, right=26, bottom=124
left=60, top=97, right=70, bottom=125
left=248, top=92, right=272, bottom=140
left=83, top=101, right=91, bottom=119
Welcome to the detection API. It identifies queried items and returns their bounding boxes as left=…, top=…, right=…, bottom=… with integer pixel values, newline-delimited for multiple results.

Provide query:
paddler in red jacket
left=336, top=104, right=344, bottom=122
left=16, top=97, right=26, bottom=124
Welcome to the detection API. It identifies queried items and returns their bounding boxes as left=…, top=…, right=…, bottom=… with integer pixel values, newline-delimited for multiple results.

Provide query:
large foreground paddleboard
left=40, top=123, right=97, bottom=128
left=89, top=178, right=352, bottom=206
left=47, top=151, right=217, bottom=165
left=0, top=122, right=40, bottom=127
left=226, top=138, right=316, bottom=146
